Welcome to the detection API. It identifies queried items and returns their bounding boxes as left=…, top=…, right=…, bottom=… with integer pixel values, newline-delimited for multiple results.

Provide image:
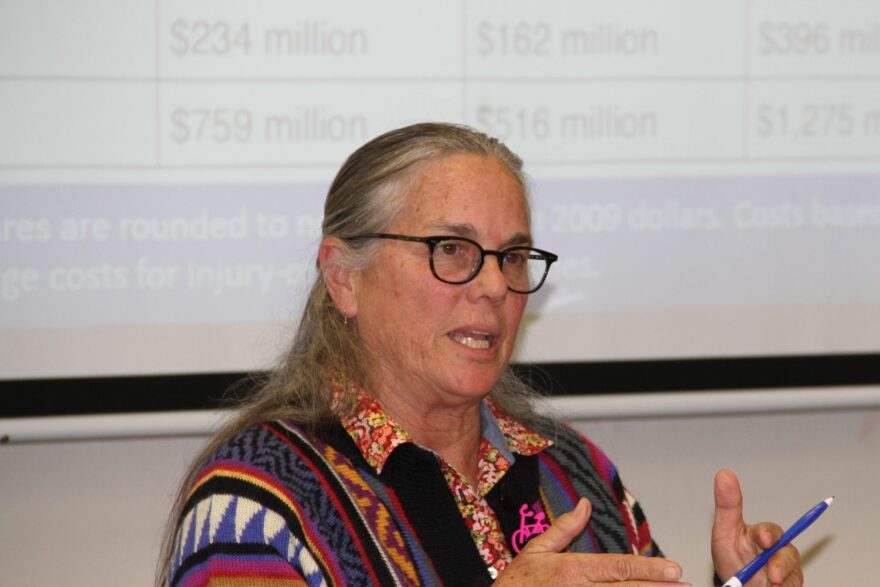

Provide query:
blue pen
left=721, top=496, right=833, bottom=587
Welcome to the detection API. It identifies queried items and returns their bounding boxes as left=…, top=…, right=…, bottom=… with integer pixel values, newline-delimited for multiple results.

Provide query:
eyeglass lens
left=431, top=239, right=548, bottom=292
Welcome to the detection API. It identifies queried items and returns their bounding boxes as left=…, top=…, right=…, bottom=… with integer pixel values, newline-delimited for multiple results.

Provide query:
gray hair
left=156, top=122, right=546, bottom=584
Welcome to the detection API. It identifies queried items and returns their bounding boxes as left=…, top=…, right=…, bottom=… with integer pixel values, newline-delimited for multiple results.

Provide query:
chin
left=447, top=368, right=504, bottom=399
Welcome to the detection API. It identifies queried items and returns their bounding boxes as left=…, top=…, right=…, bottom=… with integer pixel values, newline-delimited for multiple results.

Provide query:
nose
left=467, top=252, right=509, bottom=302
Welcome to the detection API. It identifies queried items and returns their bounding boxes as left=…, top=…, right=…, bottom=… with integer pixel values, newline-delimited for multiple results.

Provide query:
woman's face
left=353, top=153, right=530, bottom=409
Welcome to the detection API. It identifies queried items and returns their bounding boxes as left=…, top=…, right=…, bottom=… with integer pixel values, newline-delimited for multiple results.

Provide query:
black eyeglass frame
left=349, top=232, right=558, bottom=294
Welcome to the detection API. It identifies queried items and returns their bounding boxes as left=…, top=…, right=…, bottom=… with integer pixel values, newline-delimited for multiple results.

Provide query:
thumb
left=521, top=498, right=592, bottom=554
left=713, top=468, right=745, bottom=542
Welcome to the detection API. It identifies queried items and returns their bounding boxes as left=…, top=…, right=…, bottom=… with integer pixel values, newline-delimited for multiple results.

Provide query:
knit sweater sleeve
left=577, top=426, right=661, bottom=557
left=166, top=462, right=331, bottom=587
left=536, top=421, right=662, bottom=558
left=571, top=425, right=661, bottom=557
left=165, top=421, right=423, bottom=586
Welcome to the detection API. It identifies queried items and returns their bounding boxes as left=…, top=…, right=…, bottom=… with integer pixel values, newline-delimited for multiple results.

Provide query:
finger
left=746, top=521, right=784, bottom=550
left=570, top=552, right=685, bottom=583
left=776, top=563, right=805, bottom=587
left=521, top=497, right=592, bottom=554
left=780, top=566, right=805, bottom=587
left=766, top=544, right=801, bottom=585
left=712, top=469, right=745, bottom=543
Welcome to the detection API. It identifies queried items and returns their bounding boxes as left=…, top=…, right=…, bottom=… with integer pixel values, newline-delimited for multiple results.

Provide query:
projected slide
left=2, top=0, right=879, bottom=379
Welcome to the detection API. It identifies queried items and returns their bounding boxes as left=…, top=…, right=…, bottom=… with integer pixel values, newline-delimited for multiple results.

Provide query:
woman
left=160, top=123, right=803, bottom=586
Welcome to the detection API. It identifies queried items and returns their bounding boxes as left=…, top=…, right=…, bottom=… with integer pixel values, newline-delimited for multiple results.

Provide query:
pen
left=722, top=496, right=833, bottom=587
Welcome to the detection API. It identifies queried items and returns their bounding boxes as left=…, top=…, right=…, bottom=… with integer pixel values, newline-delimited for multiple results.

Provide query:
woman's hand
left=495, top=498, right=691, bottom=586
left=711, top=469, right=804, bottom=587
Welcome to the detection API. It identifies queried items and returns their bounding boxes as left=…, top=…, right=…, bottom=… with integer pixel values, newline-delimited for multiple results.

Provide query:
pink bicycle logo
left=511, top=502, right=549, bottom=553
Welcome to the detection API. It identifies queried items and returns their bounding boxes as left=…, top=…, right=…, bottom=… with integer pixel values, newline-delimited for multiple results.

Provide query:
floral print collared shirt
left=336, top=380, right=552, bottom=578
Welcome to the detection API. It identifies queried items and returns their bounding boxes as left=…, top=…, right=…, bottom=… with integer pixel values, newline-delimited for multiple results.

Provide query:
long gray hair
left=156, top=122, right=547, bottom=584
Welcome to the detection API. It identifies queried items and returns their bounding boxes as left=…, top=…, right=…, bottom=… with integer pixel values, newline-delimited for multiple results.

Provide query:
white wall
left=1, top=399, right=877, bottom=586
left=571, top=407, right=879, bottom=585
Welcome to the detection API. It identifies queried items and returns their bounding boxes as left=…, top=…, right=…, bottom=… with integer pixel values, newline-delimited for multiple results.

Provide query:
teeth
left=449, top=332, right=493, bottom=350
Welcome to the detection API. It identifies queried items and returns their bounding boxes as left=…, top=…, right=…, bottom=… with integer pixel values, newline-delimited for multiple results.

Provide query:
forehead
left=395, top=154, right=530, bottom=235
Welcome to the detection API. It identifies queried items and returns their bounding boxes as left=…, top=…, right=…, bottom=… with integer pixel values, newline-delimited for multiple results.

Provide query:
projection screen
left=2, top=0, right=879, bottom=381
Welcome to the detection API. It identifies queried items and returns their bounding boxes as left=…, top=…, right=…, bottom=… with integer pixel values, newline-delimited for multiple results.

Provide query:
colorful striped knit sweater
left=167, top=418, right=660, bottom=586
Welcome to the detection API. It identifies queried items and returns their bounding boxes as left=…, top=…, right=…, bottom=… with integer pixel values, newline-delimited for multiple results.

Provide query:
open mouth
left=448, top=331, right=495, bottom=350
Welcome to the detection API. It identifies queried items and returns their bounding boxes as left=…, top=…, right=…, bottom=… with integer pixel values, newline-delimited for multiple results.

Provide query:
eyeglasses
left=349, top=233, right=558, bottom=294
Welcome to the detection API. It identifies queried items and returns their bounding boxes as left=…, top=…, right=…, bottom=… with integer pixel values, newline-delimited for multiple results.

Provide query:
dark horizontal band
left=1, top=353, right=878, bottom=418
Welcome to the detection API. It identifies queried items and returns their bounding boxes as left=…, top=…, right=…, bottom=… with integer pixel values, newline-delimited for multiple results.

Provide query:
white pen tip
left=825, top=496, right=834, bottom=506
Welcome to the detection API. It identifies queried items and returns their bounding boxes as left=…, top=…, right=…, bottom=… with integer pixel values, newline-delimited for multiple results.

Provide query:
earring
left=343, top=314, right=349, bottom=327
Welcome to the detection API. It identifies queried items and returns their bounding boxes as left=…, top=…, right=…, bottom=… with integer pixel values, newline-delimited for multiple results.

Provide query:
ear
left=318, top=237, right=358, bottom=319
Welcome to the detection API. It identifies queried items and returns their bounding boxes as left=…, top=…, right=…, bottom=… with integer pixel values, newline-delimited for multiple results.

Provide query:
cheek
left=365, top=254, right=412, bottom=308
left=385, top=268, right=447, bottom=337
left=506, top=297, right=528, bottom=333
left=410, top=283, right=454, bottom=326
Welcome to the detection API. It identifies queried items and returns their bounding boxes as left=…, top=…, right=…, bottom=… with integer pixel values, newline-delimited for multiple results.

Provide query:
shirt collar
left=336, top=379, right=552, bottom=474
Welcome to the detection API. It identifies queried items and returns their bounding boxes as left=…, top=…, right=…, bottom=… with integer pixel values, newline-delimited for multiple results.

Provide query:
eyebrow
left=428, top=222, right=533, bottom=248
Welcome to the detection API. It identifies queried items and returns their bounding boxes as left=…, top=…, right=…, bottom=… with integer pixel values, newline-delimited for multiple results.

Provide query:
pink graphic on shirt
left=511, top=501, right=550, bottom=553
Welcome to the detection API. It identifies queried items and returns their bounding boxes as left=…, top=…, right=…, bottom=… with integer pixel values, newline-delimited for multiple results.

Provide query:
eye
left=437, top=241, right=463, bottom=256
left=503, top=249, right=527, bottom=266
